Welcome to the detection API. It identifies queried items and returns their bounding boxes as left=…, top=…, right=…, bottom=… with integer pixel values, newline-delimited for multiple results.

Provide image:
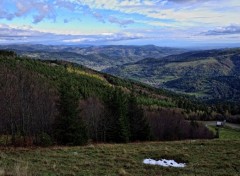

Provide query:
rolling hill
left=105, top=48, right=240, bottom=102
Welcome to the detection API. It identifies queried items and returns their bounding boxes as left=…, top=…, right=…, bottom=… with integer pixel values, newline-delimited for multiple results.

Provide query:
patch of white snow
left=143, top=159, right=186, bottom=168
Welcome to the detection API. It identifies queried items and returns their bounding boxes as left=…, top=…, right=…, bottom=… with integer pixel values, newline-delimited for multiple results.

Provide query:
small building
left=216, top=121, right=224, bottom=127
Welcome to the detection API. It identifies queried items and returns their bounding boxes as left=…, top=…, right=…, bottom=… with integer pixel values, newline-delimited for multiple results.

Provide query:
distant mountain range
left=105, top=48, right=240, bottom=102
left=0, top=44, right=187, bottom=71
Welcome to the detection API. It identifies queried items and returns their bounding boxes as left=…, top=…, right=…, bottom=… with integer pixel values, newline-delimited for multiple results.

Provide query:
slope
left=1, top=50, right=221, bottom=147
left=105, top=48, right=240, bottom=102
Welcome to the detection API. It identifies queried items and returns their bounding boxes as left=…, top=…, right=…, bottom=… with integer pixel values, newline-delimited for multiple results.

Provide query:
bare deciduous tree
left=80, top=97, right=105, bottom=142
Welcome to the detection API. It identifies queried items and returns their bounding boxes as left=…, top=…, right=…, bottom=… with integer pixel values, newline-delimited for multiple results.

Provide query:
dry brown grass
left=0, top=139, right=240, bottom=176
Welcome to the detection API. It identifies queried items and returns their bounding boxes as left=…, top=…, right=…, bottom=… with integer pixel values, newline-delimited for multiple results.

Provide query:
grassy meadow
left=0, top=126, right=240, bottom=176
left=208, top=126, right=240, bottom=140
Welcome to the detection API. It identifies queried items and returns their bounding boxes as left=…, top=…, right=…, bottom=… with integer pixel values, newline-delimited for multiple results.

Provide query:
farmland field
left=0, top=127, right=240, bottom=176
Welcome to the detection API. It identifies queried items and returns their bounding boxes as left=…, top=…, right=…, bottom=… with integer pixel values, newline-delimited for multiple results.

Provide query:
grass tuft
left=118, top=168, right=128, bottom=176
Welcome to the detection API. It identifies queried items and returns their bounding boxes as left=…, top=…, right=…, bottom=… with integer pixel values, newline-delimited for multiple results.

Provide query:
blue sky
left=0, top=0, right=240, bottom=47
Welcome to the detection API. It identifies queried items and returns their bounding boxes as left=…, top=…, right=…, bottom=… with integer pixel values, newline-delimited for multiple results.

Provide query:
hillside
left=105, top=48, right=240, bottom=102
left=0, top=45, right=187, bottom=71
left=1, top=50, right=221, bottom=147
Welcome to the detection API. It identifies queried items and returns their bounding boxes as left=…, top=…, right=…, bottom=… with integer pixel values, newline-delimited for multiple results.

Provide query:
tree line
left=0, top=54, right=215, bottom=146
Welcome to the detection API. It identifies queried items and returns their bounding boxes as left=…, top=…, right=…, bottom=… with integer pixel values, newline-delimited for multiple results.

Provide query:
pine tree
left=106, top=88, right=130, bottom=143
left=54, top=80, right=88, bottom=145
left=128, top=94, right=150, bottom=141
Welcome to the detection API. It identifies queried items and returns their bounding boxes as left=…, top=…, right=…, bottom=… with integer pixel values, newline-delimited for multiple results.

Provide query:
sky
left=0, top=0, right=240, bottom=47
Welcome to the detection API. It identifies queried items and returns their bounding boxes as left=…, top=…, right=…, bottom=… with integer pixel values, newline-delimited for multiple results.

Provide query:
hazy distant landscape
left=0, top=44, right=187, bottom=70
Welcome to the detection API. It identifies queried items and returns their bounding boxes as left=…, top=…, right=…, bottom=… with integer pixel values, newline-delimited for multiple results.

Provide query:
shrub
left=38, top=133, right=53, bottom=147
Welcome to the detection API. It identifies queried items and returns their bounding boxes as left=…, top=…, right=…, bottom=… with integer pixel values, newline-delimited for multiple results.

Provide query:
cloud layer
left=0, top=24, right=143, bottom=44
left=1, top=0, right=239, bottom=26
left=0, top=0, right=239, bottom=46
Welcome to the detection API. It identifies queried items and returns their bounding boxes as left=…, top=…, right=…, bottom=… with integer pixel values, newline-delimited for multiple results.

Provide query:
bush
left=38, top=133, right=53, bottom=147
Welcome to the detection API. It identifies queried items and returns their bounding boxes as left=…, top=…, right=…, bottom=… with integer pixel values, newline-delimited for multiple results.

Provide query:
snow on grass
left=143, top=159, right=186, bottom=168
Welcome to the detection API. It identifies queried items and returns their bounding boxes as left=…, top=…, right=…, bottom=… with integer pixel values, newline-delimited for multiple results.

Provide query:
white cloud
left=1, top=0, right=239, bottom=28
left=0, top=24, right=144, bottom=44
left=73, top=0, right=240, bottom=27
left=203, top=24, right=240, bottom=35
left=0, top=0, right=56, bottom=23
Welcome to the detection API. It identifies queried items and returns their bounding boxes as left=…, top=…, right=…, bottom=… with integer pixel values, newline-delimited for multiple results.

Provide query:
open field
left=200, top=121, right=240, bottom=130
left=0, top=127, right=240, bottom=176
left=208, top=126, right=240, bottom=140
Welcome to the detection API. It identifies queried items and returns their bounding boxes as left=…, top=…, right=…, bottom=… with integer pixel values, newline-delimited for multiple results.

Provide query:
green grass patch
left=137, top=96, right=176, bottom=108
left=208, top=126, right=240, bottom=140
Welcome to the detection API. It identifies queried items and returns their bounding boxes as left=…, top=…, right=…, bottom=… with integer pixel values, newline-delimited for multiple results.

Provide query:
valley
left=1, top=45, right=239, bottom=103
left=105, top=48, right=240, bottom=102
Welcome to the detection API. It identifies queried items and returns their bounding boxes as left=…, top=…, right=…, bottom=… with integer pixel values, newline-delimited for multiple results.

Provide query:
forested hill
left=105, top=48, right=240, bottom=102
left=0, top=50, right=239, bottom=147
